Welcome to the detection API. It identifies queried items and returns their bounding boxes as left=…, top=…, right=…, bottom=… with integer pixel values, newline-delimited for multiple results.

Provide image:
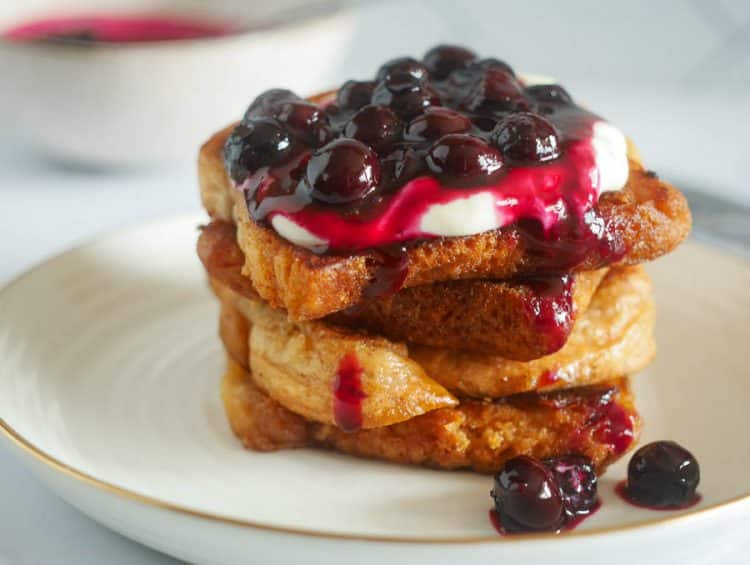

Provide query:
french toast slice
left=213, top=267, right=654, bottom=400
left=199, top=125, right=690, bottom=321
left=211, top=278, right=457, bottom=430
left=222, top=358, right=640, bottom=473
left=199, top=220, right=607, bottom=360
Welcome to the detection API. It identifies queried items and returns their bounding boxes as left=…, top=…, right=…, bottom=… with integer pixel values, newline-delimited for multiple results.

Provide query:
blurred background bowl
left=0, top=0, right=354, bottom=167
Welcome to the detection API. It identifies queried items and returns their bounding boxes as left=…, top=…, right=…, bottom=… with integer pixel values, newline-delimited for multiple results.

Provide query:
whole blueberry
left=375, top=56, right=429, bottom=83
left=460, top=67, right=525, bottom=114
left=371, top=76, right=441, bottom=120
left=492, top=112, right=561, bottom=163
left=243, top=89, right=300, bottom=121
left=404, top=107, right=472, bottom=142
left=626, top=441, right=700, bottom=508
left=491, top=456, right=566, bottom=533
left=422, top=44, right=477, bottom=80
left=275, top=101, right=333, bottom=147
left=344, top=105, right=402, bottom=152
left=305, top=138, right=381, bottom=204
left=425, top=133, right=504, bottom=187
left=223, top=118, right=294, bottom=184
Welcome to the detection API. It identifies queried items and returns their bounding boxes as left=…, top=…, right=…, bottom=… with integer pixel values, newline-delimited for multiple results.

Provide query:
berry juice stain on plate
left=3, top=15, right=238, bottom=43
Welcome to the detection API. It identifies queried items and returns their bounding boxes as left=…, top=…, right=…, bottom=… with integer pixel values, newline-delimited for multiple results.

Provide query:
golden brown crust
left=222, top=358, right=640, bottom=473
left=213, top=276, right=458, bottom=429
left=199, top=125, right=690, bottom=321
left=198, top=220, right=607, bottom=359
left=214, top=267, right=654, bottom=400
left=329, top=269, right=607, bottom=359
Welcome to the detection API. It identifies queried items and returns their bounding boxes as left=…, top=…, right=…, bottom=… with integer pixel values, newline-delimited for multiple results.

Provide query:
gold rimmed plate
left=1, top=214, right=749, bottom=564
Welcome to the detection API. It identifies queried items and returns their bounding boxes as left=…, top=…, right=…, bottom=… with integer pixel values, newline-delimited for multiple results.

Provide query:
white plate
left=1, top=214, right=749, bottom=565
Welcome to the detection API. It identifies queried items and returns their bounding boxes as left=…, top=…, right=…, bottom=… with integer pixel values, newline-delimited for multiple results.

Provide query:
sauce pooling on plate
left=3, top=15, right=236, bottom=43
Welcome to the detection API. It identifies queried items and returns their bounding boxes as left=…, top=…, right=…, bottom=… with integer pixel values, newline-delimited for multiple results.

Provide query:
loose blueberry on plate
left=344, top=105, right=402, bottom=152
left=425, top=133, right=503, bottom=186
left=304, top=138, right=381, bottom=204
left=624, top=441, right=700, bottom=508
left=491, top=456, right=566, bottom=533
left=492, top=112, right=561, bottom=163
left=223, top=118, right=294, bottom=184
left=422, top=44, right=477, bottom=80
left=491, top=454, right=600, bottom=534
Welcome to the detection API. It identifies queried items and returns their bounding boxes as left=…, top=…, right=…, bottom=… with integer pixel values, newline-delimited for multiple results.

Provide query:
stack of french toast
left=197, top=46, right=691, bottom=473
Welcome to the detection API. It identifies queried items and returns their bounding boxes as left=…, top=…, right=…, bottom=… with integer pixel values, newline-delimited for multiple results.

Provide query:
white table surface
left=1, top=3, right=749, bottom=559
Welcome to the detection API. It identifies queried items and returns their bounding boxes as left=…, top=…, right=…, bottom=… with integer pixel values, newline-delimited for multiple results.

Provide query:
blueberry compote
left=224, top=45, right=629, bottom=293
left=3, top=15, right=234, bottom=43
left=490, top=454, right=600, bottom=534
left=332, top=352, right=367, bottom=432
left=616, top=441, right=701, bottom=510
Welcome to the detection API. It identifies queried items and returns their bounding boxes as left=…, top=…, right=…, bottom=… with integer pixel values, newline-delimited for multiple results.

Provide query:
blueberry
left=305, top=138, right=381, bottom=204
left=375, top=57, right=429, bottom=83
left=491, top=456, right=566, bottom=533
left=460, top=67, right=525, bottom=114
left=492, top=112, right=561, bottom=163
left=626, top=441, right=700, bottom=508
left=275, top=101, right=333, bottom=147
left=425, top=133, right=503, bottom=187
left=422, top=45, right=477, bottom=80
left=336, top=80, right=376, bottom=112
left=543, top=455, right=598, bottom=516
left=525, top=84, right=573, bottom=105
left=404, top=107, right=472, bottom=142
left=243, top=89, right=300, bottom=121
left=223, top=119, right=294, bottom=184
left=371, top=77, right=441, bottom=120
left=470, top=57, right=516, bottom=77
left=344, top=105, right=402, bottom=152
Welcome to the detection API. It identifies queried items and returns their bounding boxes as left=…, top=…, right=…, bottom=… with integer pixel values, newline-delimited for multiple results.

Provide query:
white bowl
left=0, top=0, right=354, bottom=167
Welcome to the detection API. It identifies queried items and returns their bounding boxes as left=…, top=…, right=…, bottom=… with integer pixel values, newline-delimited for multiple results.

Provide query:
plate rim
left=1, top=212, right=749, bottom=545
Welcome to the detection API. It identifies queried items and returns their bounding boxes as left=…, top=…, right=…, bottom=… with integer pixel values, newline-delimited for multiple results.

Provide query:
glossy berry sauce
left=570, top=388, right=635, bottom=457
left=3, top=15, right=234, bottom=43
left=536, top=385, right=635, bottom=457
left=332, top=352, right=367, bottom=432
left=520, top=274, right=575, bottom=353
left=225, top=46, right=628, bottom=281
